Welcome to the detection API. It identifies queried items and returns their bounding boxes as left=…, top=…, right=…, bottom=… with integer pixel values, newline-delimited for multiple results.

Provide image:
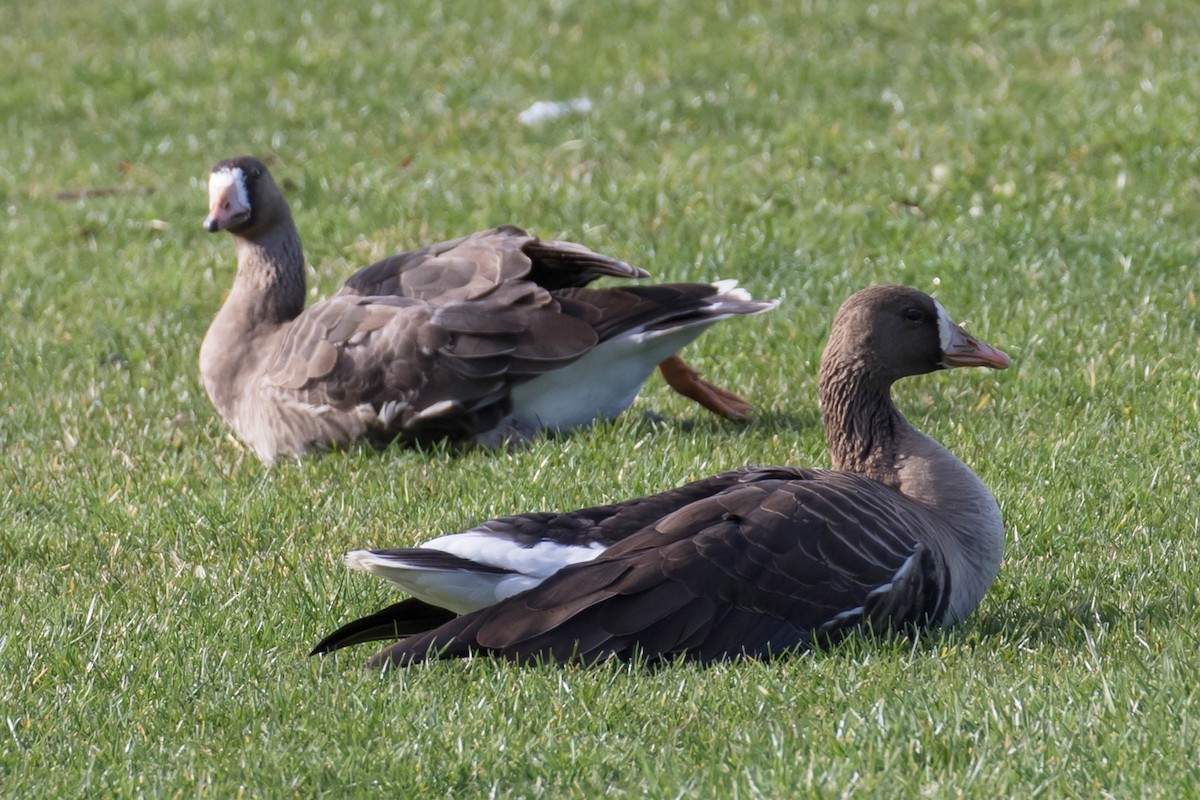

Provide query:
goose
left=200, top=156, right=776, bottom=463
left=311, top=285, right=1011, bottom=667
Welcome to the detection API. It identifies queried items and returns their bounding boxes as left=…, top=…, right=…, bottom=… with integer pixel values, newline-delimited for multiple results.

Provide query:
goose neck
left=229, top=221, right=306, bottom=324
left=819, top=361, right=905, bottom=487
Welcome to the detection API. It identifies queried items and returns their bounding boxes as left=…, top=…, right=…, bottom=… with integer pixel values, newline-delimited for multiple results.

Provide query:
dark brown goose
left=200, top=156, right=775, bottom=463
left=311, top=285, right=1011, bottom=667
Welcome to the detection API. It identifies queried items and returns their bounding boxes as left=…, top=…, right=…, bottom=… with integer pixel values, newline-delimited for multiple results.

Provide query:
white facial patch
left=933, top=299, right=954, bottom=352
left=208, top=167, right=249, bottom=210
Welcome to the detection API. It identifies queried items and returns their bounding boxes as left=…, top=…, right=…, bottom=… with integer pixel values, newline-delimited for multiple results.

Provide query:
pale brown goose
left=200, top=156, right=775, bottom=463
left=311, top=285, right=1011, bottom=667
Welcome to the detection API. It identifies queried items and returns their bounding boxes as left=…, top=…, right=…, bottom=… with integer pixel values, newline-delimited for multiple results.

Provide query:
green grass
left=4, top=0, right=1200, bottom=795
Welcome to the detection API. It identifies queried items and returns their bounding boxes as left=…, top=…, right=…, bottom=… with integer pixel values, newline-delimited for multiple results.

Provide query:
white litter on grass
left=518, top=97, right=593, bottom=126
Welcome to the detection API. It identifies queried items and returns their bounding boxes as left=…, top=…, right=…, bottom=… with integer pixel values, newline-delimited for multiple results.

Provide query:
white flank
left=508, top=283, right=772, bottom=432
left=345, top=536, right=606, bottom=614
left=343, top=550, right=523, bottom=613
left=509, top=327, right=697, bottom=431
left=423, top=531, right=606, bottom=577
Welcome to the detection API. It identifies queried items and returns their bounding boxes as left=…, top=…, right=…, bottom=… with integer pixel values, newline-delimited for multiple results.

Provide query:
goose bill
left=940, top=322, right=1010, bottom=369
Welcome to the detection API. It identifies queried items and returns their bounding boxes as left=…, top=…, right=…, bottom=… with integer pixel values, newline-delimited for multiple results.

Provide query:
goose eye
left=904, top=308, right=924, bottom=323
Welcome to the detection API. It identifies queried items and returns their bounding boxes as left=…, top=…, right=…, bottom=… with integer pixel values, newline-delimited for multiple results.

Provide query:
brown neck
left=819, top=357, right=907, bottom=488
left=227, top=220, right=306, bottom=325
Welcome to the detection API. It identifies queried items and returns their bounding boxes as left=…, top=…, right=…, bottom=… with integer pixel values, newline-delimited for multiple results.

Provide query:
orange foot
left=657, top=355, right=752, bottom=422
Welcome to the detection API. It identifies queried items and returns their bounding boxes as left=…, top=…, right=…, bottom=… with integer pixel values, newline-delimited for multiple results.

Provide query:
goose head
left=818, top=285, right=1009, bottom=482
left=202, top=155, right=290, bottom=239
left=822, top=285, right=1009, bottom=387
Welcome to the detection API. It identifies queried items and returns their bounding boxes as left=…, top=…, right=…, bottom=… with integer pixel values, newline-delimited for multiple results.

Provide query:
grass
left=3, top=0, right=1200, bottom=795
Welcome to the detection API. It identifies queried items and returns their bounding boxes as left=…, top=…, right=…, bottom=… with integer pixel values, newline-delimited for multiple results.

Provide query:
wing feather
left=352, top=470, right=951, bottom=667
left=338, top=226, right=645, bottom=301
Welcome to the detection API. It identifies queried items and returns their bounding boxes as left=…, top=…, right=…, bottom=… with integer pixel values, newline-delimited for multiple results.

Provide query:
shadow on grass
left=317, top=615, right=1023, bottom=678
left=304, top=406, right=821, bottom=468
left=965, top=590, right=1190, bottom=649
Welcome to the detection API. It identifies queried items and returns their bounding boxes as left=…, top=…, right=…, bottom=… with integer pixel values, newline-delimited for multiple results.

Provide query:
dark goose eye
left=904, top=308, right=924, bottom=323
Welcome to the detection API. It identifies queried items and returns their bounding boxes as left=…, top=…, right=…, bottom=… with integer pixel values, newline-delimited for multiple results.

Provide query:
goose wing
left=312, top=469, right=770, bottom=652
left=334, top=228, right=767, bottom=426
left=336, top=468, right=953, bottom=667
left=337, top=226, right=646, bottom=302
left=267, top=279, right=770, bottom=442
left=444, top=466, right=765, bottom=550
left=263, top=283, right=602, bottom=440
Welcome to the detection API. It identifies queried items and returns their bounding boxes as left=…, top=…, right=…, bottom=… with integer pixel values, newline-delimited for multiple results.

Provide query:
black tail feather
left=310, top=597, right=458, bottom=656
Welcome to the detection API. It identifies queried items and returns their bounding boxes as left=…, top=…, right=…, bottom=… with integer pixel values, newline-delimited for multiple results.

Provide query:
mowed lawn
left=3, top=0, right=1200, bottom=795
